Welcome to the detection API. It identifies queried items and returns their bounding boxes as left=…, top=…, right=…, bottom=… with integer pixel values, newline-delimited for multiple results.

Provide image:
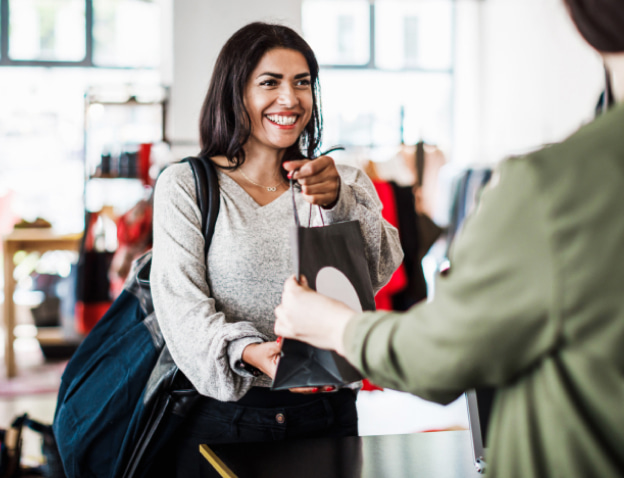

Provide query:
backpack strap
left=183, top=156, right=220, bottom=255
left=121, top=158, right=219, bottom=478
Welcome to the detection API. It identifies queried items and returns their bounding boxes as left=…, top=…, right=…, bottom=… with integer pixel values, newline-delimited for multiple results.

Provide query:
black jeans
left=164, top=387, right=358, bottom=477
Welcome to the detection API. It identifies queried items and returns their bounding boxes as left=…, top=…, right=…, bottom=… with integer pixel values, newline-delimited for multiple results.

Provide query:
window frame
left=308, top=0, right=457, bottom=148
left=0, top=0, right=153, bottom=68
left=316, top=0, right=456, bottom=75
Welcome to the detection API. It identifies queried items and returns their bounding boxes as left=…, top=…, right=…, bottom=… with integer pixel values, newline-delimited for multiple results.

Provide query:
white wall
left=169, top=0, right=302, bottom=159
left=455, top=0, right=604, bottom=166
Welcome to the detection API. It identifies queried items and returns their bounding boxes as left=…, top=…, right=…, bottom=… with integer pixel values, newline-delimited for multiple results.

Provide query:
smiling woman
left=147, top=21, right=403, bottom=477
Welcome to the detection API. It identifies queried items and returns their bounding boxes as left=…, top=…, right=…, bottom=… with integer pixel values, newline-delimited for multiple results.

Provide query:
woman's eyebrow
left=258, top=72, right=282, bottom=79
left=256, top=72, right=311, bottom=79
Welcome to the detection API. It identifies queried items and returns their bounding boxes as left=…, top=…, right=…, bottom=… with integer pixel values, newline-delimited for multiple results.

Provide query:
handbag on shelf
left=272, top=181, right=374, bottom=390
left=53, top=157, right=219, bottom=478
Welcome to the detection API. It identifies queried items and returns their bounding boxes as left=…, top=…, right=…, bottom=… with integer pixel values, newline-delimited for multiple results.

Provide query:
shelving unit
left=73, top=86, right=169, bottom=334
left=83, top=85, right=169, bottom=215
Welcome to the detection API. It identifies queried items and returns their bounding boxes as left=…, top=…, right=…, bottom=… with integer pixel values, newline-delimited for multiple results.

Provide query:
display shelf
left=83, top=86, right=168, bottom=209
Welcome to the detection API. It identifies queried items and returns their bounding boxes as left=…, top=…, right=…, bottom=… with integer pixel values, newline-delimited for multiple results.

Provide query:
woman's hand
left=274, top=276, right=356, bottom=357
left=282, top=156, right=341, bottom=208
left=241, top=337, right=340, bottom=394
left=242, top=341, right=281, bottom=379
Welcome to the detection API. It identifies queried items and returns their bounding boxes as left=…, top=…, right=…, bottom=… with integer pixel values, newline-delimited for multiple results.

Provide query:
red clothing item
left=372, top=180, right=408, bottom=310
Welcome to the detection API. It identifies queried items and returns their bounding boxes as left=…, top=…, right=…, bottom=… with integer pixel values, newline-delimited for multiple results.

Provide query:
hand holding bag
left=272, top=180, right=375, bottom=390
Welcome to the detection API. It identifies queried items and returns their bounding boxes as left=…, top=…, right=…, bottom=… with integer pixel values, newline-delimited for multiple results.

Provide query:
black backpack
left=53, top=157, right=219, bottom=478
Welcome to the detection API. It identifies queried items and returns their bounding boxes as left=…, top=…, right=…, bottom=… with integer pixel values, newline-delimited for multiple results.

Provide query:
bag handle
left=290, top=178, right=326, bottom=228
left=289, top=146, right=344, bottom=228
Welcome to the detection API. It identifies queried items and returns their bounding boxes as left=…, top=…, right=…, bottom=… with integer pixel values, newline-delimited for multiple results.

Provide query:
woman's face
left=243, top=48, right=313, bottom=155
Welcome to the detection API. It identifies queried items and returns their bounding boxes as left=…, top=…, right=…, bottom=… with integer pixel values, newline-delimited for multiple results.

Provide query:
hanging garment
left=371, top=180, right=408, bottom=311
left=390, top=183, right=429, bottom=311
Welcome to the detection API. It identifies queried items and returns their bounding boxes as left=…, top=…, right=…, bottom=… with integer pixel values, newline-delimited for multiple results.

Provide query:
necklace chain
left=238, top=168, right=285, bottom=192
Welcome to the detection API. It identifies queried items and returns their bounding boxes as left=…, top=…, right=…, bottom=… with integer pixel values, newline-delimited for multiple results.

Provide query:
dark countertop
left=202, top=430, right=483, bottom=478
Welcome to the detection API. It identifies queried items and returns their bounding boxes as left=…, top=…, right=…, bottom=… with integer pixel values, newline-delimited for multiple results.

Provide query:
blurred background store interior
left=0, top=0, right=605, bottom=455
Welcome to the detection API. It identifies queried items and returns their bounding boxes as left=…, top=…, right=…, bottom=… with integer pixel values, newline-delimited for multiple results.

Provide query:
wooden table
left=2, top=228, right=82, bottom=378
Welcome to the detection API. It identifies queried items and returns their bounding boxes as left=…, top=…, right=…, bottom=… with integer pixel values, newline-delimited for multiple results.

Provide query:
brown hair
left=198, top=22, right=322, bottom=169
left=562, top=0, right=624, bottom=52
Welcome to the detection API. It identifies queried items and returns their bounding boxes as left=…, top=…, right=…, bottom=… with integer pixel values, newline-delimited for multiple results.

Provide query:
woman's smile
left=265, top=113, right=299, bottom=128
left=266, top=113, right=298, bottom=126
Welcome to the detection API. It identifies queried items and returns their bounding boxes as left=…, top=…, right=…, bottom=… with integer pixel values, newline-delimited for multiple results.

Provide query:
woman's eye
left=297, top=79, right=311, bottom=87
left=260, top=79, right=277, bottom=87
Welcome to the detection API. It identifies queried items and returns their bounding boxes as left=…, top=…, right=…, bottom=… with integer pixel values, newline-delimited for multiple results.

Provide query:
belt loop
left=322, top=398, right=335, bottom=428
left=230, top=407, right=244, bottom=438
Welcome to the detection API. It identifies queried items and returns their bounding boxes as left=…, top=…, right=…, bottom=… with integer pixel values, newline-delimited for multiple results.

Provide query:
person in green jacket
left=274, top=1, right=624, bottom=476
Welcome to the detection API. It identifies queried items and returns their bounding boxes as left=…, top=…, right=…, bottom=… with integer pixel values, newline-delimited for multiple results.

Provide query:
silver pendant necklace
left=239, top=168, right=285, bottom=192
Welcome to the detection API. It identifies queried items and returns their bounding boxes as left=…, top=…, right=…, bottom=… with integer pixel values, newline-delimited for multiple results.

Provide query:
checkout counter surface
left=200, top=429, right=482, bottom=478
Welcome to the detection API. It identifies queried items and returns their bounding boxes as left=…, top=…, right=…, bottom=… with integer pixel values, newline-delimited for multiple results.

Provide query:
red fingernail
left=311, top=387, right=319, bottom=393
left=325, top=386, right=336, bottom=392
left=276, top=336, right=282, bottom=344
left=287, top=172, right=292, bottom=179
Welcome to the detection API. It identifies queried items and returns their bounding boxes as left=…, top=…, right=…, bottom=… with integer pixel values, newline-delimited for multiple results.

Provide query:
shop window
left=375, top=0, right=453, bottom=71
left=0, top=0, right=160, bottom=67
left=302, top=0, right=370, bottom=66
left=302, top=0, right=454, bottom=152
left=8, top=0, right=86, bottom=62
left=403, top=16, right=420, bottom=68
left=93, top=0, right=160, bottom=68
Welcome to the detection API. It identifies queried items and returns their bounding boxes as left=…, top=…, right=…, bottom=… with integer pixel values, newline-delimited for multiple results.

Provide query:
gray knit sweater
left=150, top=162, right=403, bottom=401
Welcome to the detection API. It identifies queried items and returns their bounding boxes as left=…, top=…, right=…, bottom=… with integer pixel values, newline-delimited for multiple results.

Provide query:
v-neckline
left=217, top=169, right=290, bottom=209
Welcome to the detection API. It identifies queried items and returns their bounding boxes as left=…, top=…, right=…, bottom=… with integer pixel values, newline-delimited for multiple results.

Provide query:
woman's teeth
left=266, top=114, right=297, bottom=126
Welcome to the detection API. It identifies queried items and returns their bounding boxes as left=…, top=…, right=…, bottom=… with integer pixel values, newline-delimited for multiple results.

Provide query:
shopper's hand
left=242, top=341, right=281, bottom=379
left=282, top=156, right=341, bottom=208
left=275, top=276, right=355, bottom=357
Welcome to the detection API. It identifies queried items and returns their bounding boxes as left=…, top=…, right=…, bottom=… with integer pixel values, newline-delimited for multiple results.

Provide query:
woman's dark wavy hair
left=199, top=22, right=322, bottom=169
left=562, top=0, right=624, bottom=52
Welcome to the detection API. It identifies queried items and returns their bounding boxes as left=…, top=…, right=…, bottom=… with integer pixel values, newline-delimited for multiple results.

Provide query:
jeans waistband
left=231, top=386, right=354, bottom=408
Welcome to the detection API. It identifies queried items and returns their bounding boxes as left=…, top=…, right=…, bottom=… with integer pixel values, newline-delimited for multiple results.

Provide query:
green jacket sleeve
left=343, top=157, right=561, bottom=404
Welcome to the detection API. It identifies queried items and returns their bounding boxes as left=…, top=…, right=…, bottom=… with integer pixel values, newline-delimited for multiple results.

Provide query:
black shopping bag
left=272, top=186, right=375, bottom=390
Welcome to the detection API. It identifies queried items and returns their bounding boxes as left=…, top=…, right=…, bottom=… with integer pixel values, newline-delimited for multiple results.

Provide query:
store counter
left=200, top=430, right=482, bottom=478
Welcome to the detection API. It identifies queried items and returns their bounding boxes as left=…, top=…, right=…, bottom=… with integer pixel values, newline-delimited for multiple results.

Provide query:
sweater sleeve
left=342, top=158, right=559, bottom=404
left=320, top=165, right=404, bottom=293
left=150, top=163, right=267, bottom=402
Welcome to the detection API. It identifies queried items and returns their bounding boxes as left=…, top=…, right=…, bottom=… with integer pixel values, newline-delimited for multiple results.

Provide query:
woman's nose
left=277, top=85, right=298, bottom=107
